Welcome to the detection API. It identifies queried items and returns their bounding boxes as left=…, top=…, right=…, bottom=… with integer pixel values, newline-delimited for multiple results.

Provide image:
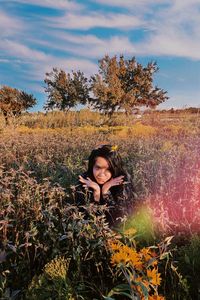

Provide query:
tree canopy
left=0, top=85, right=37, bottom=124
left=44, top=68, right=90, bottom=111
left=43, top=55, right=168, bottom=115
left=90, top=55, right=168, bottom=115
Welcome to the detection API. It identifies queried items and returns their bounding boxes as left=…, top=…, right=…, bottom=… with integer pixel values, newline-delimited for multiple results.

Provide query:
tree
left=0, top=85, right=37, bottom=125
left=44, top=68, right=89, bottom=111
left=90, top=55, right=168, bottom=116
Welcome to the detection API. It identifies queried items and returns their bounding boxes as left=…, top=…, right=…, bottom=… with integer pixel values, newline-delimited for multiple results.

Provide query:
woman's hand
left=79, top=175, right=100, bottom=191
left=79, top=175, right=100, bottom=202
left=102, top=175, right=124, bottom=195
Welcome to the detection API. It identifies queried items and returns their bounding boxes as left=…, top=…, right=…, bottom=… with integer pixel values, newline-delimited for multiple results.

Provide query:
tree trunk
left=3, top=111, right=9, bottom=126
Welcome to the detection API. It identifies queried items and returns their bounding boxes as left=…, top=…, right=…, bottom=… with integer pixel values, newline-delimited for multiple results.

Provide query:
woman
left=74, top=144, right=135, bottom=226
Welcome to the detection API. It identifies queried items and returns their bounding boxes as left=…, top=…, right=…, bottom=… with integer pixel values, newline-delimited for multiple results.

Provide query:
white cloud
left=54, top=33, right=103, bottom=46
left=0, top=58, right=10, bottom=63
left=133, top=0, right=200, bottom=60
left=94, top=0, right=171, bottom=9
left=36, top=31, right=136, bottom=58
left=31, top=0, right=200, bottom=61
left=1, top=0, right=200, bottom=109
left=0, top=10, right=23, bottom=37
left=0, top=38, right=97, bottom=95
left=8, top=53, right=97, bottom=80
left=1, top=0, right=200, bottom=63
left=0, top=38, right=97, bottom=75
left=12, top=56, right=95, bottom=97
left=47, top=12, right=144, bottom=30
left=55, top=33, right=136, bottom=58
left=134, top=27, right=200, bottom=60
left=43, top=57, right=98, bottom=77
left=171, top=0, right=200, bottom=10
left=4, top=0, right=83, bottom=11
left=0, top=40, right=50, bottom=62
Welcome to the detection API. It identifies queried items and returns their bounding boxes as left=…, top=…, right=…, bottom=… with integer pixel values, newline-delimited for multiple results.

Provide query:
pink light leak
left=143, top=169, right=200, bottom=236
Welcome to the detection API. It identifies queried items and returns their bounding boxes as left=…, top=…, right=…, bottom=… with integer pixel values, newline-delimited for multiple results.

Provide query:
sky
left=0, top=0, right=200, bottom=111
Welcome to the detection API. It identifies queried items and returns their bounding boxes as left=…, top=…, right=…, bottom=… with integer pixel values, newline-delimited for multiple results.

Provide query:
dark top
left=73, top=172, right=135, bottom=227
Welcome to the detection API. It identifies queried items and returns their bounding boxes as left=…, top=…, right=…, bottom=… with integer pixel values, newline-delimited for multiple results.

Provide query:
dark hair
left=86, top=144, right=127, bottom=182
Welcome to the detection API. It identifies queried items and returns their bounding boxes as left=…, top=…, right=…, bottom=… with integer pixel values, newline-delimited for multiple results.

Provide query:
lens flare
left=124, top=169, right=200, bottom=237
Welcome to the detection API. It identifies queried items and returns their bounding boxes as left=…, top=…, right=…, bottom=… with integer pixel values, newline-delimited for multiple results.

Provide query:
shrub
left=176, top=234, right=200, bottom=299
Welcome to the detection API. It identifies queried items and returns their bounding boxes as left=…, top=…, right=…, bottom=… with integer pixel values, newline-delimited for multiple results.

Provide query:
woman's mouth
left=97, top=177, right=105, bottom=182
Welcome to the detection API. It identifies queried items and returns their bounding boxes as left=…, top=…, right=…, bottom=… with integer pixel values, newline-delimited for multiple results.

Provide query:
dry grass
left=1, top=110, right=200, bottom=299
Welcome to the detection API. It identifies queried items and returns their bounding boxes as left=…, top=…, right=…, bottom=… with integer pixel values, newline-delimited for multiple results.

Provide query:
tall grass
left=1, top=111, right=200, bottom=299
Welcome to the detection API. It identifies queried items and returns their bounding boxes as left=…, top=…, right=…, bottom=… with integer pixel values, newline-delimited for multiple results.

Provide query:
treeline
left=157, top=107, right=200, bottom=114
left=0, top=54, right=168, bottom=125
left=44, top=55, right=168, bottom=116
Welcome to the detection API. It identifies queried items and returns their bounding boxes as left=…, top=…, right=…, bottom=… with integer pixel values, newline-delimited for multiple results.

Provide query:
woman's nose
left=99, top=170, right=105, bottom=176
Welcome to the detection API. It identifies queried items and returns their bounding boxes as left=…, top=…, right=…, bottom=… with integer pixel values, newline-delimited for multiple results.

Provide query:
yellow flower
left=147, top=268, right=161, bottom=286
left=107, top=239, right=122, bottom=251
left=111, top=251, right=129, bottom=265
left=126, top=248, right=142, bottom=269
left=111, top=145, right=118, bottom=151
left=148, top=295, right=165, bottom=300
left=140, top=247, right=152, bottom=261
left=121, top=245, right=142, bottom=268
left=140, top=247, right=158, bottom=267
left=110, top=241, right=143, bottom=269
left=131, top=275, right=142, bottom=283
left=44, top=256, right=70, bottom=280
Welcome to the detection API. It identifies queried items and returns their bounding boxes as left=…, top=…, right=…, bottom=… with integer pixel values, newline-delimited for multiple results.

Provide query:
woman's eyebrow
left=95, top=164, right=107, bottom=168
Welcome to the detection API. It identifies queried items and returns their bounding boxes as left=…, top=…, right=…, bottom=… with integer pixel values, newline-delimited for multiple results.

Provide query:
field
left=1, top=110, right=200, bottom=300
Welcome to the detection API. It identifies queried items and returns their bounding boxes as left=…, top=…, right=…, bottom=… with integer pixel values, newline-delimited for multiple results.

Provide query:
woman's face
left=93, top=156, right=112, bottom=185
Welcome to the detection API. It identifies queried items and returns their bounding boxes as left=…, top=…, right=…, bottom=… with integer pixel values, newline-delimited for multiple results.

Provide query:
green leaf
left=134, top=281, right=149, bottom=299
left=107, top=284, right=133, bottom=299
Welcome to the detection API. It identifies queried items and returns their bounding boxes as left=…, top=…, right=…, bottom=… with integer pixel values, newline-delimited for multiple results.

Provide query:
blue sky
left=0, top=0, right=200, bottom=111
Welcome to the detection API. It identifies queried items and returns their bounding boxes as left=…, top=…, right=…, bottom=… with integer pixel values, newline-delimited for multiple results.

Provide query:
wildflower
left=140, top=247, right=158, bottom=267
left=111, top=145, right=118, bottom=151
left=111, top=251, right=129, bottom=265
left=148, top=295, right=165, bottom=300
left=44, top=256, right=70, bottom=280
left=140, top=247, right=152, bottom=261
left=108, top=240, right=122, bottom=251
left=147, top=267, right=161, bottom=286
left=125, top=247, right=142, bottom=269
left=110, top=242, right=142, bottom=269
